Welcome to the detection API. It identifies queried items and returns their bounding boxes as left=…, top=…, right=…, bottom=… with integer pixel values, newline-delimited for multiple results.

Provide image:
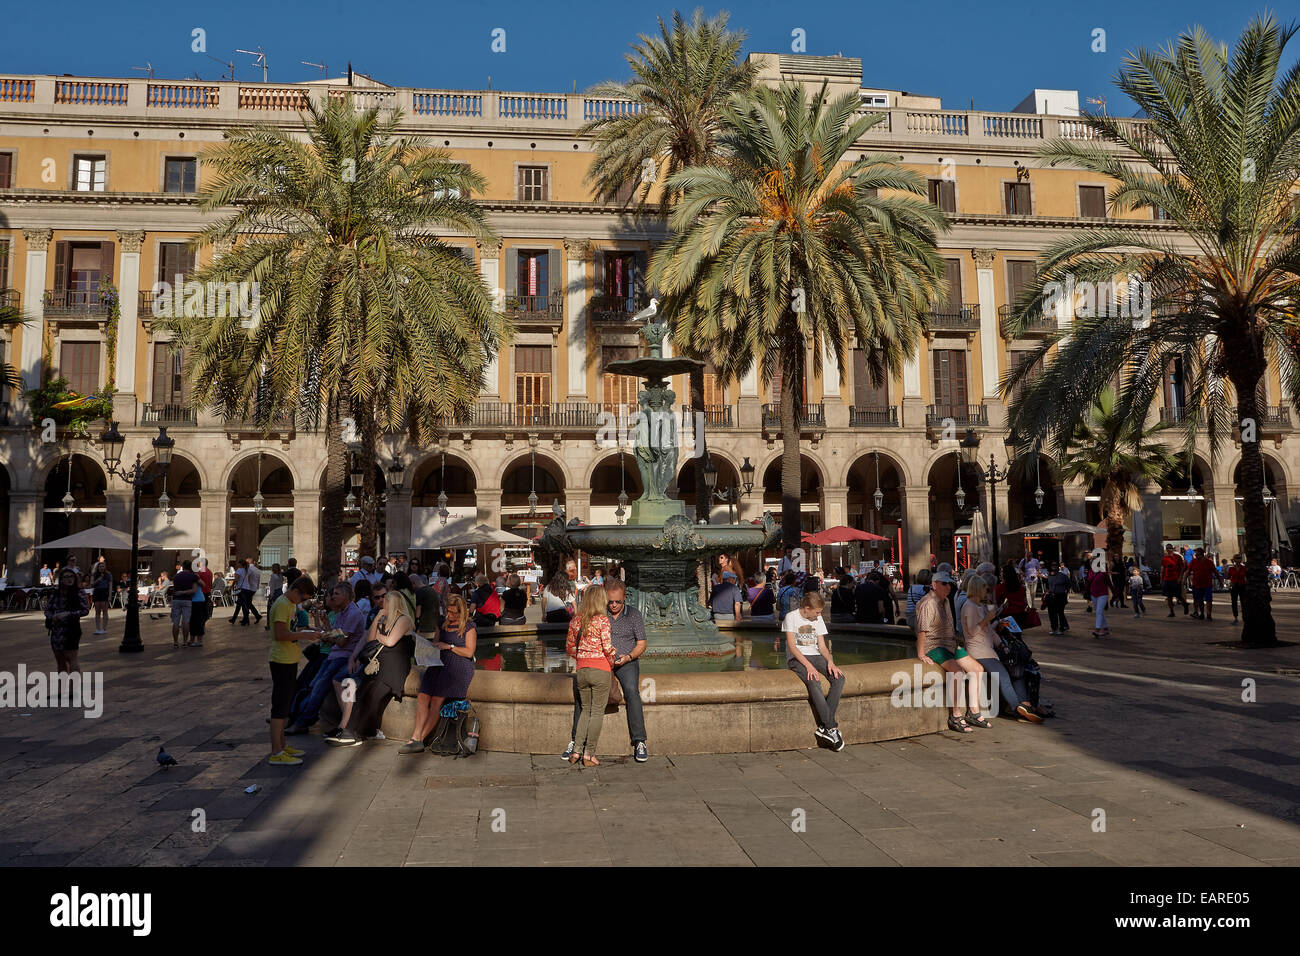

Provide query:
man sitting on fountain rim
left=562, top=579, right=650, bottom=763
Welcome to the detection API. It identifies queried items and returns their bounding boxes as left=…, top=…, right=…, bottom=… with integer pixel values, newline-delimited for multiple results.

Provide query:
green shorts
left=927, top=647, right=969, bottom=664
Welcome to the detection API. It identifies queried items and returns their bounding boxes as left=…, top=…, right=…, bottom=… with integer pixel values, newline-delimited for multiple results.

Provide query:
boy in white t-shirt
left=782, top=591, right=846, bottom=751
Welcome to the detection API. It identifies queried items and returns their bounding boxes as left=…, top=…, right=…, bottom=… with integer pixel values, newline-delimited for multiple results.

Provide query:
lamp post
left=99, top=422, right=174, bottom=653
left=959, top=428, right=1008, bottom=569
left=701, top=453, right=754, bottom=524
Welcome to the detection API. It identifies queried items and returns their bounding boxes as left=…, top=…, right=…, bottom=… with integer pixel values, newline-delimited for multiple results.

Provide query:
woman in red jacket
left=995, top=564, right=1029, bottom=626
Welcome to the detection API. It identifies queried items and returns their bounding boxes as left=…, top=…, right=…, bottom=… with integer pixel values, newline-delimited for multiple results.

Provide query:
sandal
left=582, top=755, right=600, bottom=767
left=965, top=712, right=992, bottom=729
left=947, top=714, right=974, bottom=734
left=568, top=751, right=582, bottom=765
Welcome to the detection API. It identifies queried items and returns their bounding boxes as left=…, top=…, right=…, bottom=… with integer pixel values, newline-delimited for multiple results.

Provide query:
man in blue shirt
left=709, top=571, right=743, bottom=620
left=286, top=582, right=368, bottom=735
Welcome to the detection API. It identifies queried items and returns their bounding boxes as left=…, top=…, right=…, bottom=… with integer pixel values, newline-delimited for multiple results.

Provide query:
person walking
left=236, top=558, right=263, bottom=626
left=1160, top=544, right=1190, bottom=616
left=46, top=568, right=89, bottom=674
left=1227, top=555, right=1247, bottom=624
left=228, top=560, right=247, bottom=624
left=264, top=563, right=283, bottom=630
left=1045, top=562, right=1072, bottom=634
left=170, top=560, right=200, bottom=647
left=90, top=561, right=112, bottom=635
left=191, top=557, right=213, bottom=648
left=1086, top=562, right=1111, bottom=637
left=1185, top=547, right=1223, bottom=621
left=1128, top=564, right=1146, bottom=617
left=565, top=584, right=617, bottom=768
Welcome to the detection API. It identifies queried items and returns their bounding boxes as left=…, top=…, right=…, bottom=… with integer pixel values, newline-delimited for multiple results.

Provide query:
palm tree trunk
left=358, top=403, right=379, bottom=560
left=1230, top=355, right=1278, bottom=646
left=319, top=393, right=347, bottom=585
left=1101, top=481, right=1126, bottom=565
left=780, top=333, right=803, bottom=557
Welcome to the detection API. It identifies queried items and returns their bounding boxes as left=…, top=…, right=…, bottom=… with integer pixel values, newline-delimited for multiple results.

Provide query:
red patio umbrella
left=807, top=525, right=889, bottom=545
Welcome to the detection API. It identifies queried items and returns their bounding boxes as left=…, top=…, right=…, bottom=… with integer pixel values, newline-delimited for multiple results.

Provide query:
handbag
left=1021, top=609, right=1042, bottom=629
left=605, top=668, right=625, bottom=714
left=358, top=639, right=384, bottom=676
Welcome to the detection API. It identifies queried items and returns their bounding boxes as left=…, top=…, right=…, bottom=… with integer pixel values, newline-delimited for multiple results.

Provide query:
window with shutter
left=515, top=250, right=549, bottom=313
left=518, top=166, right=548, bottom=201
left=73, top=155, right=106, bottom=192
left=602, top=346, right=639, bottom=414
left=852, top=348, right=889, bottom=407
left=941, top=259, right=963, bottom=316
left=514, top=345, right=552, bottom=422
left=1006, top=259, right=1036, bottom=312
left=0, top=239, right=9, bottom=290
left=60, top=341, right=101, bottom=396
left=151, top=342, right=186, bottom=406
left=928, top=179, right=956, bottom=213
left=1004, top=182, right=1032, bottom=215
left=0, top=152, right=11, bottom=189
left=68, top=243, right=105, bottom=309
left=163, top=157, right=197, bottom=194
left=1164, top=356, right=1186, bottom=412
left=157, top=242, right=195, bottom=285
left=1009, top=351, right=1042, bottom=407
left=931, top=349, right=968, bottom=416
left=1078, top=185, right=1106, bottom=218
left=702, top=368, right=726, bottom=408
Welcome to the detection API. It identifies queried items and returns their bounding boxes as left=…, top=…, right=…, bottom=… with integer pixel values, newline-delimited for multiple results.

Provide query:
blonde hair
left=380, top=590, right=410, bottom=632
left=443, top=594, right=469, bottom=636
left=965, top=574, right=989, bottom=603
left=577, top=583, right=608, bottom=638
left=799, top=591, right=825, bottom=611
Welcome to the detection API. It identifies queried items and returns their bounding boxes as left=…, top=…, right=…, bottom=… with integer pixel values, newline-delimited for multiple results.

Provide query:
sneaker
left=561, top=740, right=576, bottom=761
left=325, top=729, right=362, bottom=747
left=830, top=728, right=846, bottom=752
left=813, top=726, right=835, bottom=746
left=268, top=751, right=302, bottom=765
left=398, top=740, right=426, bottom=755
left=1016, top=703, right=1044, bottom=723
left=282, top=745, right=305, bottom=757
left=367, top=730, right=386, bottom=741
left=1168, top=611, right=1176, bottom=618
left=633, top=742, right=648, bottom=763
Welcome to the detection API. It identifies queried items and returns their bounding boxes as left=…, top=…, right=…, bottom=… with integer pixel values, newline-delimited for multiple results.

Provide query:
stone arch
left=498, top=448, right=572, bottom=490
left=843, top=448, right=911, bottom=491
left=220, top=447, right=301, bottom=492
left=1221, top=449, right=1296, bottom=496
left=756, top=449, right=827, bottom=492
left=406, top=448, right=486, bottom=491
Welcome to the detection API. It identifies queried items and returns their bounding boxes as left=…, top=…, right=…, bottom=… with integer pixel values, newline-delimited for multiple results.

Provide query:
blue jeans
left=569, top=659, right=647, bottom=745
left=976, top=657, right=1029, bottom=714
left=296, top=656, right=349, bottom=725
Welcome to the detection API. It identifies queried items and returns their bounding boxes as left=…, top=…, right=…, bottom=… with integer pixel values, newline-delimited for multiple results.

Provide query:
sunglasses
left=606, top=599, right=625, bottom=607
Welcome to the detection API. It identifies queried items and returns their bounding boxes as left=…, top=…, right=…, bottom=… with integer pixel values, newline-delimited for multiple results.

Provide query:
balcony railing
left=929, top=304, right=980, bottom=332
left=1260, top=406, right=1292, bottom=430
left=1160, top=406, right=1192, bottom=425
left=436, top=401, right=606, bottom=430
left=504, top=294, right=563, bottom=323
left=927, top=404, right=988, bottom=428
left=678, top=404, right=734, bottom=429
left=140, top=403, right=196, bottom=426
left=761, top=403, right=826, bottom=430
left=849, top=405, right=900, bottom=427
left=0, top=289, right=20, bottom=311
left=997, top=304, right=1056, bottom=337
left=224, top=413, right=298, bottom=433
left=590, top=292, right=649, bottom=324
left=44, top=289, right=109, bottom=317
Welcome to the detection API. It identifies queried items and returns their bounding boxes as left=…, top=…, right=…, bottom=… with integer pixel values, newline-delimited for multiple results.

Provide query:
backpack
left=777, top=585, right=799, bottom=619
left=426, top=699, right=480, bottom=757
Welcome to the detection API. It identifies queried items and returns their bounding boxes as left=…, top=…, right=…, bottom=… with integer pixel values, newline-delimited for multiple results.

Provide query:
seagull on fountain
left=631, top=297, right=658, bottom=322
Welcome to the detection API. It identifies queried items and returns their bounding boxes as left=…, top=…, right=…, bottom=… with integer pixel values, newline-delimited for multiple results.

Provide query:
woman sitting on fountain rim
left=783, top=591, right=846, bottom=751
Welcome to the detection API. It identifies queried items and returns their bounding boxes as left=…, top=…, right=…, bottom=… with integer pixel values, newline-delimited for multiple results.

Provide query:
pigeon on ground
left=157, top=746, right=178, bottom=769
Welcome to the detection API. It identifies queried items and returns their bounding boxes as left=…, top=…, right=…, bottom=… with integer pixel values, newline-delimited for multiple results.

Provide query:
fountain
left=539, top=318, right=779, bottom=658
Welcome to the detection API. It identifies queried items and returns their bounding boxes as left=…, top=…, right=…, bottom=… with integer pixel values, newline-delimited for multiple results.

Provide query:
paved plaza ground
left=1, top=594, right=1298, bottom=867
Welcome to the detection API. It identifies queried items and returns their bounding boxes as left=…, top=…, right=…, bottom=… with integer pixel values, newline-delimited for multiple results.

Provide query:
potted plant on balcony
left=26, top=376, right=114, bottom=439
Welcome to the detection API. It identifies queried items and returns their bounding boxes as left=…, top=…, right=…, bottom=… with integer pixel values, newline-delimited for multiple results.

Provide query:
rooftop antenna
left=206, top=53, right=235, bottom=81
left=302, top=60, right=328, bottom=78
left=131, top=62, right=155, bottom=79
left=1087, top=95, right=1107, bottom=115
left=236, top=46, right=269, bottom=83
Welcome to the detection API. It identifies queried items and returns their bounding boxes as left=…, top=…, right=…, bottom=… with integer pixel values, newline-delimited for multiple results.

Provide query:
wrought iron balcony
left=590, top=291, right=649, bottom=324
left=436, top=401, right=606, bottom=430
left=997, top=304, right=1056, bottom=338
left=44, top=289, right=109, bottom=317
left=1159, top=406, right=1192, bottom=425
left=504, top=294, right=563, bottom=324
left=0, top=289, right=20, bottom=311
left=676, top=404, right=734, bottom=429
left=1260, top=406, right=1292, bottom=431
left=141, top=403, right=196, bottom=426
left=926, top=404, right=988, bottom=428
left=761, top=403, right=826, bottom=430
left=928, top=304, right=980, bottom=333
left=849, top=405, right=900, bottom=427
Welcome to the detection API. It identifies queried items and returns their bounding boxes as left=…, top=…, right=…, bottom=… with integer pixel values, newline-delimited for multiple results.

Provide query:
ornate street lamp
left=437, top=442, right=449, bottom=525
left=740, top=457, right=755, bottom=497
left=615, top=443, right=628, bottom=525
left=959, top=428, right=1007, bottom=567
left=872, top=452, right=884, bottom=512
left=61, top=453, right=75, bottom=515
left=1034, top=454, right=1045, bottom=509
left=252, top=451, right=267, bottom=516
left=98, top=422, right=175, bottom=653
left=387, top=458, right=406, bottom=493
left=527, top=446, right=539, bottom=519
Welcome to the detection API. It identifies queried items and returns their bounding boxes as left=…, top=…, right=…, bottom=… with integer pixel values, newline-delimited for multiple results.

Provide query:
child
left=782, top=591, right=846, bottom=751
left=268, top=576, right=320, bottom=766
left=1128, top=566, right=1146, bottom=617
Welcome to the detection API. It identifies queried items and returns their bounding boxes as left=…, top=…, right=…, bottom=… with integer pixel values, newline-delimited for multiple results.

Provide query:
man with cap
left=350, top=556, right=383, bottom=590
left=709, top=570, right=743, bottom=621
left=915, top=569, right=990, bottom=734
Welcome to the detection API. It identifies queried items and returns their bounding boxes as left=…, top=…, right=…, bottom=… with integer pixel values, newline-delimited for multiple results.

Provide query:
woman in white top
left=542, top=569, right=575, bottom=623
left=960, top=575, right=1039, bottom=722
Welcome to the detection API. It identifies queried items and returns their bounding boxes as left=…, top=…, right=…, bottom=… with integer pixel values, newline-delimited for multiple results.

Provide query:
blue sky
left=0, top=1, right=1290, bottom=115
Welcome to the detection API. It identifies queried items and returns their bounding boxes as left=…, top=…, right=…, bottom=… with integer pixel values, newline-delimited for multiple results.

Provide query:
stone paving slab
left=1, top=599, right=1299, bottom=866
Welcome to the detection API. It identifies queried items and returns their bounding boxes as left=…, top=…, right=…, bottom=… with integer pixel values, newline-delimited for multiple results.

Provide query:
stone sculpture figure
left=633, top=382, right=678, bottom=501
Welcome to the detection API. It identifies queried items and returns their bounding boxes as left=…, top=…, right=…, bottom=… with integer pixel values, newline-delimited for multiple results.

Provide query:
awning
left=38, top=525, right=170, bottom=551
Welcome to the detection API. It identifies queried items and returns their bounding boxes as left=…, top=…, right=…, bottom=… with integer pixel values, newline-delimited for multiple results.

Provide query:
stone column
left=385, top=488, right=413, bottom=554
left=902, top=485, right=931, bottom=583
left=821, top=485, right=849, bottom=530
left=292, top=489, right=321, bottom=578
left=478, top=239, right=502, bottom=400
left=1210, top=483, right=1238, bottom=562
left=738, top=361, right=761, bottom=429
left=982, top=477, right=1012, bottom=562
left=563, top=238, right=590, bottom=402
left=113, top=231, right=144, bottom=423
left=565, top=487, right=591, bottom=524
left=821, top=342, right=848, bottom=428
left=476, top=485, right=503, bottom=530
left=19, top=230, right=51, bottom=419
left=973, top=248, right=1004, bottom=430
left=105, top=487, right=132, bottom=536
left=902, top=344, right=924, bottom=430
left=1139, top=483, right=1164, bottom=564
left=1059, top=482, right=1087, bottom=523
left=8, top=491, right=43, bottom=586
left=199, top=489, right=230, bottom=573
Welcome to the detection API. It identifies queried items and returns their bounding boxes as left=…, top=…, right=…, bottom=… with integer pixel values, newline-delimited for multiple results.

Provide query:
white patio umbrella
left=37, top=525, right=170, bottom=551
left=969, top=509, right=989, bottom=564
left=1002, top=517, right=1101, bottom=536
left=1270, top=500, right=1289, bottom=555
left=1131, top=508, right=1146, bottom=564
left=1203, top=500, right=1223, bottom=559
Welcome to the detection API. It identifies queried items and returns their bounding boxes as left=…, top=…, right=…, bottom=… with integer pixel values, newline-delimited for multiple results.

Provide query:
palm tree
left=162, top=96, right=505, bottom=581
left=1003, top=16, right=1300, bottom=645
left=580, top=9, right=755, bottom=212
left=1054, top=387, right=1177, bottom=563
left=653, top=81, right=947, bottom=549
left=0, top=302, right=24, bottom=396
